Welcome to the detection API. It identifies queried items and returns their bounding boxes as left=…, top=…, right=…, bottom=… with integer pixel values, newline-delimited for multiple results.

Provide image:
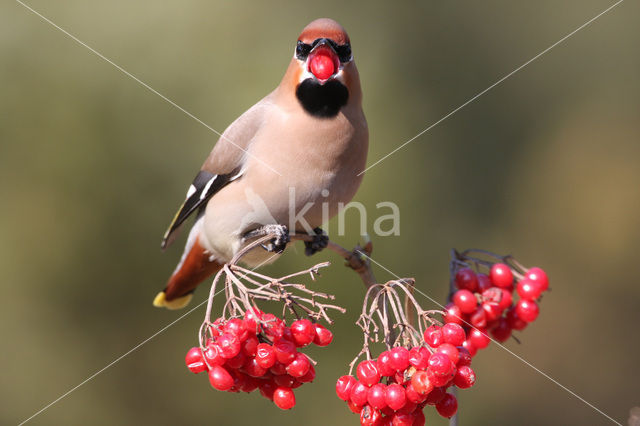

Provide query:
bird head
left=279, top=18, right=361, bottom=118
left=295, top=18, right=352, bottom=84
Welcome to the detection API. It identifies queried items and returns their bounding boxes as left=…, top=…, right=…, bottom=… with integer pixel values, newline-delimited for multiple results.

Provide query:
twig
left=198, top=236, right=347, bottom=349
left=349, top=280, right=445, bottom=372
left=290, top=235, right=377, bottom=289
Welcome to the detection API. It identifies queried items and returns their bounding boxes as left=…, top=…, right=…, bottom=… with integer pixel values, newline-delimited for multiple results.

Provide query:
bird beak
left=307, top=40, right=340, bottom=83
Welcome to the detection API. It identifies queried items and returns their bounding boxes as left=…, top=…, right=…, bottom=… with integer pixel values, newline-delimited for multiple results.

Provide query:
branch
left=198, top=235, right=346, bottom=348
left=290, top=234, right=376, bottom=289
left=348, top=279, right=445, bottom=373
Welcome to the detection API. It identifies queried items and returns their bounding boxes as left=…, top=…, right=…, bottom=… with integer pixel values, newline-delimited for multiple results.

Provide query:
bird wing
left=161, top=95, right=272, bottom=249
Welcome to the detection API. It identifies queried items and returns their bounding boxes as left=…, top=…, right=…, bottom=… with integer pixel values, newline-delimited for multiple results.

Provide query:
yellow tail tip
left=153, top=291, right=193, bottom=310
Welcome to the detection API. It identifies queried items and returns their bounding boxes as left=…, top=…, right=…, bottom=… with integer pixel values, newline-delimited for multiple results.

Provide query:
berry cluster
left=445, top=264, right=549, bottom=356
left=185, top=308, right=333, bottom=410
left=335, top=322, right=475, bottom=425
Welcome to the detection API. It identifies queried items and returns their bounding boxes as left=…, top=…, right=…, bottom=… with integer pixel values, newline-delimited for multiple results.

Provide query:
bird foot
left=244, top=224, right=290, bottom=253
left=304, top=227, right=329, bottom=256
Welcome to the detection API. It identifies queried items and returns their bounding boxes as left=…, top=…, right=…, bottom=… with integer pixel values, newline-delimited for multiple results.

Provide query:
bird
left=154, top=18, right=368, bottom=309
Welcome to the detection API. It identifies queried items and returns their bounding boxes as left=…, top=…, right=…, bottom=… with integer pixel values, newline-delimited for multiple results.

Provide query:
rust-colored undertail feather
left=154, top=236, right=223, bottom=310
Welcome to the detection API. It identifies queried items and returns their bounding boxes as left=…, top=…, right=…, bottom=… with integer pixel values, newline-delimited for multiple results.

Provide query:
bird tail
left=154, top=220, right=223, bottom=310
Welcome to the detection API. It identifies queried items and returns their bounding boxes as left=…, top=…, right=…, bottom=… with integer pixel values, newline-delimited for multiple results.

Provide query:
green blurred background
left=2, top=1, right=639, bottom=425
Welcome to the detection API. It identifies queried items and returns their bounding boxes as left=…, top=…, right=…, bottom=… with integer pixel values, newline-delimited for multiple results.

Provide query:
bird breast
left=245, top=103, right=367, bottom=224
left=201, top=94, right=367, bottom=264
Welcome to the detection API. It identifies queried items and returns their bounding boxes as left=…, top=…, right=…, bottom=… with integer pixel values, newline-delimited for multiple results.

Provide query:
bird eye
left=336, top=43, right=352, bottom=63
left=296, top=41, right=312, bottom=60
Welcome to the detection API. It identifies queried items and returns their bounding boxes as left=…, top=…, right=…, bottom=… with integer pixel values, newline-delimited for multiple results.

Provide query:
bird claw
left=265, top=225, right=290, bottom=253
left=304, top=227, right=328, bottom=256
left=245, top=224, right=290, bottom=253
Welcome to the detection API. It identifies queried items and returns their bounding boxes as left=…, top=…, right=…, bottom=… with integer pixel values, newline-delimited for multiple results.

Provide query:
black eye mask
left=296, top=38, right=352, bottom=63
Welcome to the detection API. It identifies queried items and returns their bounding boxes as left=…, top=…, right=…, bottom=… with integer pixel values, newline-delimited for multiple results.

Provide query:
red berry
left=497, top=288, right=513, bottom=310
left=397, top=400, right=417, bottom=415
left=462, top=339, right=477, bottom=357
left=424, top=386, right=446, bottom=405
left=273, top=387, right=296, bottom=410
left=244, top=357, right=267, bottom=377
left=436, top=343, right=459, bottom=365
left=456, top=346, right=472, bottom=366
left=405, top=381, right=426, bottom=404
left=393, top=370, right=409, bottom=385
left=423, top=325, right=443, bottom=348
left=208, top=365, right=234, bottom=391
left=517, top=278, right=543, bottom=300
left=408, top=347, right=429, bottom=370
left=468, top=328, right=490, bottom=349
left=270, top=361, right=288, bottom=376
left=185, top=347, right=207, bottom=374
left=385, top=383, right=407, bottom=411
left=357, top=360, right=381, bottom=386
left=290, top=319, right=315, bottom=347
left=298, top=363, right=316, bottom=383
left=482, top=302, right=503, bottom=322
left=389, top=347, right=410, bottom=371
left=242, top=335, right=258, bottom=357
left=453, top=365, right=476, bottom=389
left=376, top=351, right=396, bottom=377
left=413, top=410, right=426, bottom=426
left=381, top=406, right=395, bottom=417
left=426, top=366, right=454, bottom=387
left=442, top=323, right=466, bottom=346
left=515, top=299, right=539, bottom=322
left=286, top=352, right=311, bottom=378
left=258, top=379, right=276, bottom=400
left=224, top=318, right=249, bottom=341
left=350, top=381, right=369, bottom=406
left=274, top=374, right=297, bottom=387
left=481, top=286, right=502, bottom=304
left=281, top=327, right=294, bottom=342
left=420, top=347, right=432, bottom=363
left=476, top=273, right=492, bottom=292
left=243, top=307, right=262, bottom=333
left=274, top=339, right=297, bottom=365
left=262, top=313, right=285, bottom=340
left=217, top=333, right=241, bottom=359
left=359, top=404, right=382, bottom=426
left=312, top=323, right=333, bottom=346
left=490, top=317, right=512, bottom=342
left=506, top=307, right=528, bottom=330
left=453, top=289, right=477, bottom=314
left=455, top=267, right=478, bottom=292
left=435, top=393, right=458, bottom=418
left=469, top=306, right=487, bottom=328
left=427, top=352, right=454, bottom=376
left=336, top=375, right=357, bottom=401
left=391, top=412, right=415, bottom=426
left=526, top=267, right=549, bottom=292
left=490, top=263, right=514, bottom=288
left=203, top=343, right=224, bottom=366
left=225, top=350, right=246, bottom=369
left=227, top=370, right=245, bottom=393
left=240, top=376, right=260, bottom=393
left=309, top=50, right=336, bottom=81
left=347, top=399, right=362, bottom=414
left=255, top=343, right=276, bottom=369
left=367, top=383, right=388, bottom=410
left=443, top=302, right=464, bottom=325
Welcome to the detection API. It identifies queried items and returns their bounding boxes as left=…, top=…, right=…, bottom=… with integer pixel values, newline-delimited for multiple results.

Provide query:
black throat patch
left=295, top=79, right=349, bottom=118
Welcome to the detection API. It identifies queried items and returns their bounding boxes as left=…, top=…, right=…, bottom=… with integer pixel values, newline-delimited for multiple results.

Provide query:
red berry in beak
left=309, top=47, right=338, bottom=81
